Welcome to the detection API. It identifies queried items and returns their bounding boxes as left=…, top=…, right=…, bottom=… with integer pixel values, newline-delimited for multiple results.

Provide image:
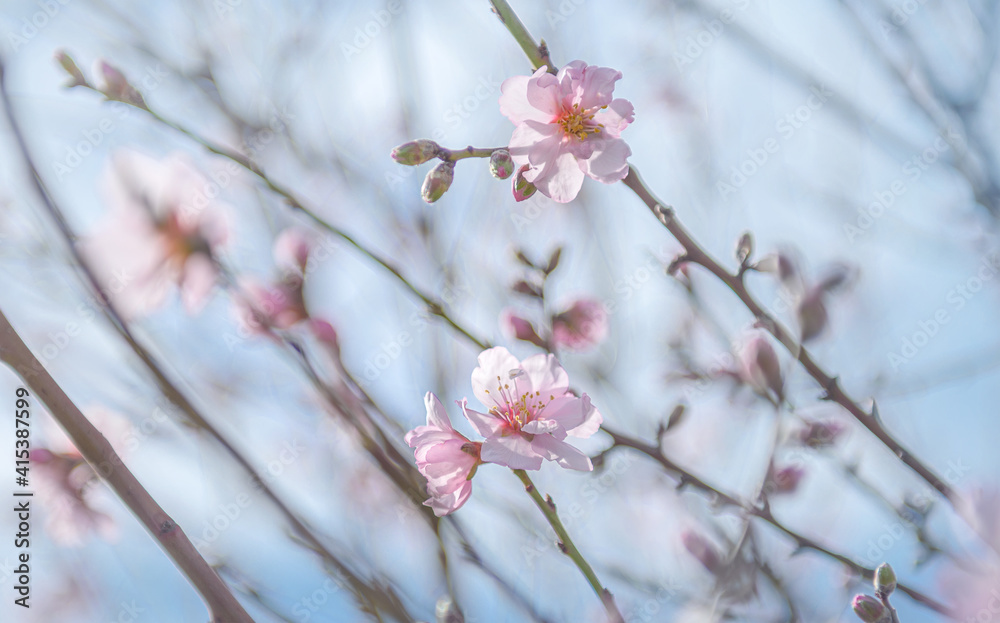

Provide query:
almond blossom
left=552, top=298, right=609, bottom=351
left=82, top=149, right=228, bottom=318
left=405, top=393, right=482, bottom=516
left=499, top=60, right=634, bottom=203
left=461, top=347, right=601, bottom=471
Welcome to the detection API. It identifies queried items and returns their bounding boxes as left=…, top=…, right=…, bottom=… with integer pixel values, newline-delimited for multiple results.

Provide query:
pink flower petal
left=530, top=434, right=593, bottom=471
left=460, top=402, right=504, bottom=438
left=581, top=138, right=631, bottom=184
left=481, top=435, right=543, bottom=470
left=499, top=68, right=553, bottom=125
left=470, top=347, right=522, bottom=410
left=593, top=98, right=634, bottom=139
left=533, top=151, right=586, bottom=203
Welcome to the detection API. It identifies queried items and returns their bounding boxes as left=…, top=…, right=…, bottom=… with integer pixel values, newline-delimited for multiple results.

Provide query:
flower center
left=484, top=375, right=557, bottom=434
left=558, top=104, right=603, bottom=141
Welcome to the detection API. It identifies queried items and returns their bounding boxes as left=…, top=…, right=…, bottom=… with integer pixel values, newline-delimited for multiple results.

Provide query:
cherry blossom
left=500, top=60, right=634, bottom=203
left=405, top=393, right=482, bottom=516
left=461, top=347, right=601, bottom=471
left=551, top=298, right=609, bottom=351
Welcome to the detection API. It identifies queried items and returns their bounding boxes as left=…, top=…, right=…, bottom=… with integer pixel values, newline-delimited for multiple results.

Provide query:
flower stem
left=489, top=0, right=554, bottom=72
left=512, top=469, right=624, bottom=623
left=441, top=145, right=505, bottom=162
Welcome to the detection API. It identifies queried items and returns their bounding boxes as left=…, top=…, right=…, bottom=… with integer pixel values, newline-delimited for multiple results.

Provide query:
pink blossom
left=500, top=61, right=634, bottom=203
left=273, top=227, right=314, bottom=275
left=405, top=393, right=482, bottom=516
left=82, top=149, right=228, bottom=318
left=31, top=449, right=116, bottom=546
left=765, top=464, right=804, bottom=495
left=461, top=347, right=602, bottom=471
left=552, top=298, right=609, bottom=351
left=233, top=277, right=308, bottom=336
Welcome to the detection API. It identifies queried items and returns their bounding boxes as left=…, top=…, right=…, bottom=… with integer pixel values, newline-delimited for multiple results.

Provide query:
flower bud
left=797, top=419, right=844, bottom=448
left=797, top=287, right=828, bottom=342
left=682, top=531, right=722, bottom=575
left=391, top=140, right=439, bottom=166
left=54, top=50, right=87, bottom=87
left=735, top=231, right=753, bottom=267
left=500, top=309, right=546, bottom=348
left=512, top=165, right=537, bottom=202
left=874, top=563, right=896, bottom=598
left=93, top=59, right=147, bottom=108
left=435, top=596, right=464, bottom=623
left=421, top=161, right=455, bottom=203
left=739, top=332, right=783, bottom=402
left=766, top=464, right=804, bottom=495
left=852, top=595, right=886, bottom=623
left=489, top=149, right=515, bottom=179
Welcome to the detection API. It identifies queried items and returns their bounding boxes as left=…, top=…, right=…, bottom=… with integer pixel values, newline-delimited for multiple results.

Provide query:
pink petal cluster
left=404, top=347, right=603, bottom=515
left=83, top=149, right=228, bottom=318
left=232, top=228, right=338, bottom=347
left=499, top=61, right=634, bottom=203
left=551, top=298, right=609, bottom=351
left=462, top=347, right=601, bottom=471
left=405, top=393, right=482, bottom=516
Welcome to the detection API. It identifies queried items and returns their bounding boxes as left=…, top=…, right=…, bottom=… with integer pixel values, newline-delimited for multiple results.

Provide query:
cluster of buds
left=852, top=563, right=897, bottom=623
left=54, top=50, right=148, bottom=109
left=390, top=140, right=534, bottom=204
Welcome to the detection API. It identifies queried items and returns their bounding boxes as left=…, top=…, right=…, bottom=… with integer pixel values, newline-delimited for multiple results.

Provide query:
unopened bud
left=421, top=161, right=455, bottom=203
left=682, top=531, right=722, bottom=574
left=874, top=563, right=896, bottom=598
left=54, top=50, right=87, bottom=87
left=735, top=232, right=754, bottom=267
left=797, top=288, right=828, bottom=342
left=852, top=595, right=886, bottom=623
left=500, top=309, right=546, bottom=348
left=739, top=332, right=783, bottom=402
left=512, top=165, right=537, bottom=202
left=391, top=140, right=439, bottom=166
left=489, top=149, right=515, bottom=179
left=435, top=596, right=464, bottom=623
left=94, top=59, right=147, bottom=108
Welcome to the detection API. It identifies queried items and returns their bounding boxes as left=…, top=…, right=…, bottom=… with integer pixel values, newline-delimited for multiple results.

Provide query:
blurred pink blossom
left=461, top=347, right=601, bottom=471
left=682, top=530, right=722, bottom=574
left=405, top=393, right=482, bottom=516
left=83, top=149, right=228, bottom=318
left=552, top=298, right=608, bottom=351
left=766, top=464, right=805, bottom=495
left=233, top=277, right=308, bottom=336
left=273, top=227, right=314, bottom=275
left=500, top=60, right=634, bottom=203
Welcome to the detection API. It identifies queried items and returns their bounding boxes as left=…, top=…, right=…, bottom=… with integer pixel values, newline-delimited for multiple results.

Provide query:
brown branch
left=0, top=310, right=252, bottom=623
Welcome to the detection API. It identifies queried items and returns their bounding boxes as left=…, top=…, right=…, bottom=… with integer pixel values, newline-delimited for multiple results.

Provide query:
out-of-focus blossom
left=32, top=408, right=132, bottom=546
left=500, top=308, right=546, bottom=348
left=765, top=463, right=804, bottom=495
left=405, top=393, right=482, bottom=516
left=552, top=298, right=608, bottom=351
left=682, top=530, right=723, bottom=574
left=92, top=58, right=146, bottom=108
left=939, top=488, right=1000, bottom=620
left=738, top=332, right=783, bottom=403
left=796, top=419, right=845, bottom=448
left=461, top=347, right=601, bottom=471
left=273, top=227, right=314, bottom=276
left=82, top=149, right=228, bottom=318
left=500, top=60, right=634, bottom=203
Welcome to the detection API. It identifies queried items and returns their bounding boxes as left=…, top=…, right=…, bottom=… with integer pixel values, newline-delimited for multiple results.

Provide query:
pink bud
left=739, top=332, right=783, bottom=402
left=512, top=165, right=537, bottom=202
left=93, top=59, right=146, bottom=108
left=551, top=299, right=608, bottom=351
left=797, top=419, right=844, bottom=448
left=852, top=595, right=886, bottom=623
left=682, top=531, right=722, bottom=574
left=54, top=50, right=87, bottom=87
left=273, top=227, right=314, bottom=275
left=490, top=149, right=515, bottom=179
left=797, top=287, right=828, bottom=342
left=767, top=464, right=804, bottom=495
left=500, top=309, right=545, bottom=348
left=390, top=140, right=439, bottom=166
